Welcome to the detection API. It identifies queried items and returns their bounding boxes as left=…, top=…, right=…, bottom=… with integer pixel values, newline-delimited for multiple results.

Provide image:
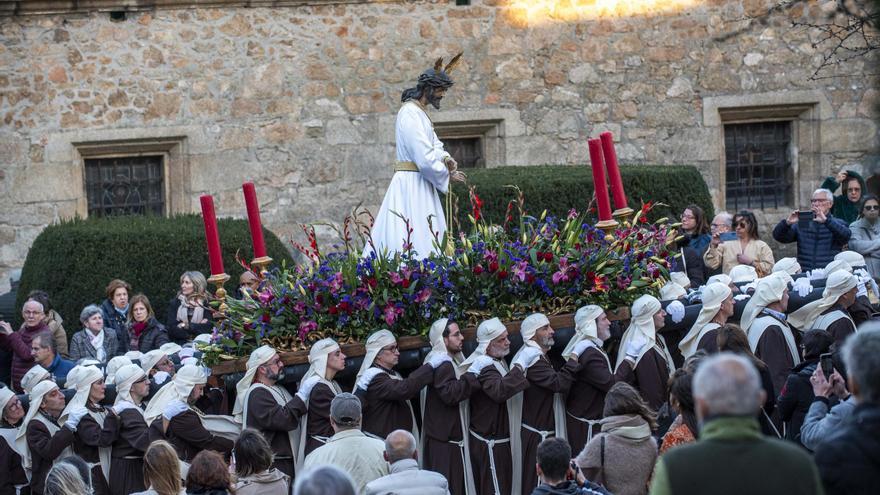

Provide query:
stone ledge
left=702, top=89, right=833, bottom=127
left=0, top=0, right=368, bottom=17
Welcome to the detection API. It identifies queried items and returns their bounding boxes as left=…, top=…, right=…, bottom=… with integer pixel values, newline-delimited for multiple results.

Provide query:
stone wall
left=0, top=0, right=878, bottom=292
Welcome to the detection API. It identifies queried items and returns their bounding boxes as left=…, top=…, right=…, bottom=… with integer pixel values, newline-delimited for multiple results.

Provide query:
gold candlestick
left=207, top=273, right=231, bottom=323
left=596, top=219, right=620, bottom=242
left=250, top=255, right=274, bottom=279
left=612, top=207, right=635, bottom=226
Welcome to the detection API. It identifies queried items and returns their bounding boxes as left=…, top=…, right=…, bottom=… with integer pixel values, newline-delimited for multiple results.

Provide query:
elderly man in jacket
left=649, top=353, right=823, bottom=495
left=814, top=326, right=880, bottom=495
left=365, top=430, right=448, bottom=495
left=773, top=188, right=851, bottom=271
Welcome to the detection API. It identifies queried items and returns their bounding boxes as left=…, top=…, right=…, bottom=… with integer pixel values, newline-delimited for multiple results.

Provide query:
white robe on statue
left=365, top=101, right=451, bottom=259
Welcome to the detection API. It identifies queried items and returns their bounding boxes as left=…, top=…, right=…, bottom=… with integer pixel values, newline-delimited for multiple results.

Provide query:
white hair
left=813, top=188, right=834, bottom=201
left=844, top=324, right=880, bottom=403
left=693, top=353, right=762, bottom=416
left=384, top=429, right=417, bottom=463
left=293, top=465, right=356, bottom=495
left=713, top=211, right=733, bottom=227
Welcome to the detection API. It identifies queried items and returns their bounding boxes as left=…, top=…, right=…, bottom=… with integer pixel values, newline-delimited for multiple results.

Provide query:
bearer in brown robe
left=18, top=381, right=85, bottom=495
left=678, top=282, right=733, bottom=359
left=789, top=270, right=859, bottom=345
left=0, top=387, right=28, bottom=495
left=354, top=330, right=435, bottom=441
left=106, top=363, right=153, bottom=495
left=295, top=338, right=347, bottom=469
left=563, top=305, right=638, bottom=454
left=742, top=274, right=802, bottom=395
left=421, top=318, right=480, bottom=495
left=510, top=313, right=581, bottom=491
left=615, top=295, right=675, bottom=411
left=460, top=317, right=530, bottom=495
left=233, top=344, right=321, bottom=478
left=59, top=365, right=116, bottom=495
left=145, top=364, right=234, bottom=463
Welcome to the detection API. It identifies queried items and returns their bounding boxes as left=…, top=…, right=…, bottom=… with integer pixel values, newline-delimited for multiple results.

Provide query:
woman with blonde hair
left=45, top=456, right=93, bottom=495
left=132, top=440, right=185, bottom=495
left=166, top=271, right=214, bottom=344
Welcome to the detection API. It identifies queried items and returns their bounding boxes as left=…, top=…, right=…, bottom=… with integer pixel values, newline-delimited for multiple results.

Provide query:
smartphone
left=820, top=352, right=834, bottom=377
left=798, top=210, right=815, bottom=230
left=719, top=232, right=737, bottom=241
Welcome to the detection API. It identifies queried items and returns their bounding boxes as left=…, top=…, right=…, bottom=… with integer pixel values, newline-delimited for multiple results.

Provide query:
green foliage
left=449, top=164, right=713, bottom=227
left=16, top=215, right=293, bottom=332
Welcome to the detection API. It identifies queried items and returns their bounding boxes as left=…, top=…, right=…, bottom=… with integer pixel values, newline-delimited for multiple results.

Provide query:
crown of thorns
left=416, top=52, right=463, bottom=88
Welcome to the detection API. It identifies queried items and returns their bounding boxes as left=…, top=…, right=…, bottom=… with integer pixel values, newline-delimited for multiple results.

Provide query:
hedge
left=449, top=164, right=714, bottom=228
left=16, top=215, right=293, bottom=333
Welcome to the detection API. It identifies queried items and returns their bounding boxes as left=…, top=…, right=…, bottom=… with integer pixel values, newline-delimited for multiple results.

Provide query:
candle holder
left=596, top=219, right=620, bottom=242
left=612, top=207, right=635, bottom=226
left=207, top=273, right=231, bottom=323
left=250, top=256, right=274, bottom=279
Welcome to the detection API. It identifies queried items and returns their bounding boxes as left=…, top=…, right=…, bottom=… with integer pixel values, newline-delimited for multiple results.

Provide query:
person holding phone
left=820, top=169, right=866, bottom=224
left=773, top=188, right=851, bottom=272
left=704, top=210, right=775, bottom=276
left=776, top=329, right=834, bottom=446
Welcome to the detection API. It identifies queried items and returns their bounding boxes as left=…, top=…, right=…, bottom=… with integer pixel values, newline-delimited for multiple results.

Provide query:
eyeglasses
left=380, top=345, right=399, bottom=353
left=847, top=188, right=861, bottom=193
left=810, top=198, right=829, bottom=203
left=865, top=205, right=880, bottom=211
left=736, top=222, right=749, bottom=228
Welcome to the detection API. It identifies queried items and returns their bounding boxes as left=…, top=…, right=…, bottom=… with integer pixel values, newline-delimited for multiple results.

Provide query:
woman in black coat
left=777, top=329, right=835, bottom=446
left=167, top=271, right=214, bottom=345
left=124, top=294, right=170, bottom=353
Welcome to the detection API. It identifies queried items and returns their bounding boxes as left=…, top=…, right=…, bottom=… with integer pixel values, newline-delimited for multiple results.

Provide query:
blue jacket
left=45, top=352, right=75, bottom=387
left=772, top=216, right=851, bottom=271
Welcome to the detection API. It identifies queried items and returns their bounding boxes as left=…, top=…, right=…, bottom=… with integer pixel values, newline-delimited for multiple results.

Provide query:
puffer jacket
left=772, top=216, right=851, bottom=271
left=814, top=402, right=880, bottom=495
left=848, top=217, right=880, bottom=280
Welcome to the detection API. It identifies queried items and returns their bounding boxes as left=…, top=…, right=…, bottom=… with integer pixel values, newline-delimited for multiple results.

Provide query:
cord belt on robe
left=522, top=422, right=555, bottom=442
left=566, top=412, right=604, bottom=445
left=469, top=430, right=511, bottom=495
left=394, top=161, right=420, bottom=172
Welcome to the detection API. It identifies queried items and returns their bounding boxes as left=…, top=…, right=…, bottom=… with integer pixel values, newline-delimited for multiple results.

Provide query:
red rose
left=367, top=278, right=378, bottom=288
left=536, top=251, right=545, bottom=261
left=261, top=313, right=271, bottom=323
left=526, top=274, right=536, bottom=284
left=497, top=269, right=508, bottom=279
left=543, top=252, right=553, bottom=262
left=338, top=301, right=351, bottom=313
left=473, top=265, right=484, bottom=275
left=402, top=279, right=411, bottom=289
left=328, top=305, right=338, bottom=315
left=315, top=294, right=324, bottom=305
left=489, top=261, right=499, bottom=273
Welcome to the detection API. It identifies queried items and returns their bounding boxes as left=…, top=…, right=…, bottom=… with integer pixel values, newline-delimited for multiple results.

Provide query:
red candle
left=588, top=139, right=613, bottom=221
left=600, top=132, right=627, bottom=211
left=242, top=182, right=268, bottom=259
left=199, top=195, right=225, bottom=276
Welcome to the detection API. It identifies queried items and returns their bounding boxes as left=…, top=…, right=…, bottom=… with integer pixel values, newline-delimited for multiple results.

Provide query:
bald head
left=384, top=429, right=417, bottom=463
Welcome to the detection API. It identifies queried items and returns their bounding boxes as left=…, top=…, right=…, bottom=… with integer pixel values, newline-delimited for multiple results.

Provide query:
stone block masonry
left=0, top=0, right=877, bottom=292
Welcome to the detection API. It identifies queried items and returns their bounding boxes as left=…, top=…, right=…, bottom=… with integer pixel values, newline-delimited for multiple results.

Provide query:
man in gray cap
left=302, top=393, right=388, bottom=494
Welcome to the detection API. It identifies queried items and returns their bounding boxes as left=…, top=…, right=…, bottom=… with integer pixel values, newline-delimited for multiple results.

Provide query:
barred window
left=724, top=121, right=793, bottom=211
left=84, top=155, right=165, bottom=217
left=443, top=137, right=484, bottom=169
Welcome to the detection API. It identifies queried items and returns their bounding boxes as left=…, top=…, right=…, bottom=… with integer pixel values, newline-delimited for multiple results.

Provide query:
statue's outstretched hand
left=451, top=170, right=467, bottom=183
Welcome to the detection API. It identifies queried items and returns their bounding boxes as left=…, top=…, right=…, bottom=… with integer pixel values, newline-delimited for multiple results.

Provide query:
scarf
left=144, top=365, right=207, bottom=422
left=176, top=294, right=205, bottom=327
left=295, top=338, right=343, bottom=471
left=788, top=271, right=859, bottom=330
left=679, top=283, right=732, bottom=358
left=114, top=364, right=147, bottom=412
left=616, top=295, right=674, bottom=374
left=355, top=330, right=398, bottom=386
left=132, top=321, right=148, bottom=339
left=741, top=274, right=788, bottom=331
left=88, top=329, right=106, bottom=362
left=233, top=345, right=278, bottom=420
left=562, top=305, right=607, bottom=364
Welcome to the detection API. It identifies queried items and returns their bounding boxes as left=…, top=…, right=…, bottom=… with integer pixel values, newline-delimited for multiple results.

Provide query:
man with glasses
left=773, top=188, right=851, bottom=271
left=0, top=300, right=51, bottom=392
left=233, top=344, right=321, bottom=479
left=354, top=329, right=440, bottom=441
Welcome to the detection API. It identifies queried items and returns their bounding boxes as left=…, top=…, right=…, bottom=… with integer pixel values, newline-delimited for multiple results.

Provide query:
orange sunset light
left=506, top=0, right=703, bottom=24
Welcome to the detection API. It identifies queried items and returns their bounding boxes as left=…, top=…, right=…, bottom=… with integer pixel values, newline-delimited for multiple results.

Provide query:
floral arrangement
left=202, top=188, right=680, bottom=364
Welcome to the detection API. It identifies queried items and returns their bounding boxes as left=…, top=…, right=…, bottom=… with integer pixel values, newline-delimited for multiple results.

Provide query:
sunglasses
left=865, top=205, right=880, bottom=211
left=737, top=222, right=749, bottom=228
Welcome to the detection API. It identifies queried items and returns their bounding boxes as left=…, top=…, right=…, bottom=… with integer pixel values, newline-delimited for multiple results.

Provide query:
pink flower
left=293, top=301, right=306, bottom=314
left=383, top=303, right=403, bottom=326
left=552, top=270, right=567, bottom=285
left=258, top=290, right=274, bottom=305
left=389, top=272, right=404, bottom=284
left=415, top=288, right=432, bottom=303
left=483, top=249, right=498, bottom=263
left=567, top=208, right=578, bottom=220
left=298, top=320, right=317, bottom=340
left=512, top=260, right=529, bottom=282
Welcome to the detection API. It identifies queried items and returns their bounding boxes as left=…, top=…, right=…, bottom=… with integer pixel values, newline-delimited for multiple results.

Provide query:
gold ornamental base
left=251, top=256, right=274, bottom=278
left=596, top=219, right=620, bottom=242
left=612, top=207, right=635, bottom=226
left=207, top=272, right=231, bottom=322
